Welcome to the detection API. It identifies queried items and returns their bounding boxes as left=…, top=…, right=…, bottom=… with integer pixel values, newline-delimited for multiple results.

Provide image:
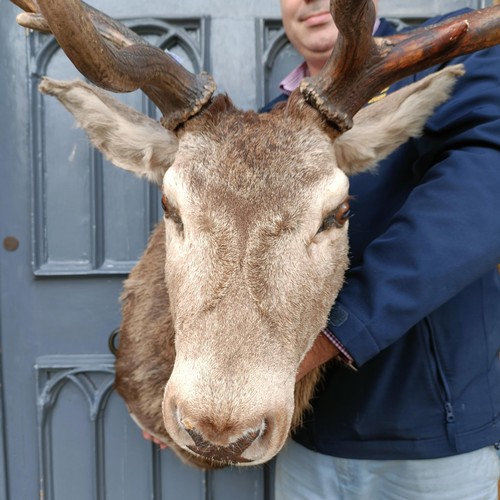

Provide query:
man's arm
left=330, top=45, right=500, bottom=366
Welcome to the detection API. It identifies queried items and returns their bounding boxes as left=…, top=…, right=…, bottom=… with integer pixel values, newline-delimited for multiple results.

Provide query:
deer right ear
left=39, top=77, right=178, bottom=185
left=333, top=65, right=465, bottom=176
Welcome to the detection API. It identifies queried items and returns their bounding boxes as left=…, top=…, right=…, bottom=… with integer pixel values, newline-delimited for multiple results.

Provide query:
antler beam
left=301, top=0, right=500, bottom=132
left=12, top=0, right=216, bottom=129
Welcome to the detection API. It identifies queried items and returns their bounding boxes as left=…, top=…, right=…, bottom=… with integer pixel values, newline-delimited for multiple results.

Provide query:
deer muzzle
left=162, top=368, right=294, bottom=465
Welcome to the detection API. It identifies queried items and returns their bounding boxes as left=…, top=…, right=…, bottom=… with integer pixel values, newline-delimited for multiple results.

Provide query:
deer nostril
left=181, top=419, right=266, bottom=464
left=180, top=417, right=196, bottom=431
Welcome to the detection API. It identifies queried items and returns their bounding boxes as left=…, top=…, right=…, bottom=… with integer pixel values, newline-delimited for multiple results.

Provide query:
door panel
left=0, top=1, right=490, bottom=499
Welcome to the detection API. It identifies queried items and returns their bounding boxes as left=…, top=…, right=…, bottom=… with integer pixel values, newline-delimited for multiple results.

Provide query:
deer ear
left=334, top=64, right=465, bottom=176
left=39, top=77, right=178, bottom=185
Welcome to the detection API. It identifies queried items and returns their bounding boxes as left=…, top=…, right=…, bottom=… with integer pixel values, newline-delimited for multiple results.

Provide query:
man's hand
left=296, top=333, right=339, bottom=381
left=142, top=431, right=168, bottom=449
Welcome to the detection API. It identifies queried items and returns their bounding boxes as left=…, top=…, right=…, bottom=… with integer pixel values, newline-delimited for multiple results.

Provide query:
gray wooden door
left=0, top=1, right=490, bottom=499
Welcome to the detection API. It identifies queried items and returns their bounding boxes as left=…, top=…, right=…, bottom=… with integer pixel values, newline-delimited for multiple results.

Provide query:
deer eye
left=317, top=198, right=351, bottom=234
left=161, top=194, right=184, bottom=233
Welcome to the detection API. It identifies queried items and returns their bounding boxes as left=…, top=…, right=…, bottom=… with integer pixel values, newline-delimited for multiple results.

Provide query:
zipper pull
left=445, top=402, right=455, bottom=422
left=444, top=402, right=458, bottom=451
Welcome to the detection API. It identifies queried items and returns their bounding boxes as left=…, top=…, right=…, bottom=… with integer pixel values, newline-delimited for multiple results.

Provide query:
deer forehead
left=163, top=119, right=349, bottom=226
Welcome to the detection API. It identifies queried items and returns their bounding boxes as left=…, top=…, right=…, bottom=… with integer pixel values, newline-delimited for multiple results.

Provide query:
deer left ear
left=334, top=64, right=465, bottom=176
left=39, top=78, right=179, bottom=185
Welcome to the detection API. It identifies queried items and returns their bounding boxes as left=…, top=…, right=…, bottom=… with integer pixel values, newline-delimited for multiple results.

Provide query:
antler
left=301, top=0, right=500, bottom=132
left=11, top=0, right=216, bottom=129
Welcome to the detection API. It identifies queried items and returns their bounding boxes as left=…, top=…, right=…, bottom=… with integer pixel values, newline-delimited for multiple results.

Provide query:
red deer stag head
left=11, top=0, right=500, bottom=468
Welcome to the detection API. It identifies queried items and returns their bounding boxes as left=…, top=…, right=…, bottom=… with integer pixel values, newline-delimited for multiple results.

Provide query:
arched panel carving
left=35, top=355, right=270, bottom=500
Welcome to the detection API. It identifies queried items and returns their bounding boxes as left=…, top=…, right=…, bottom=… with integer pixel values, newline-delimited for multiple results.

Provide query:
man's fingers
left=142, top=430, right=168, bottom=449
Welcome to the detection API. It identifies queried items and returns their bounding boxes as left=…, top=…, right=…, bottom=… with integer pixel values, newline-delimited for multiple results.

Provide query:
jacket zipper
left=424, top=317, right=458, bottom=451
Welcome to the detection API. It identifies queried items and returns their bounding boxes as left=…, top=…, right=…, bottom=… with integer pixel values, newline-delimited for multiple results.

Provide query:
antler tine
left=15, top=0, right=146, bottom=46
left=28, top=0, right=216, bottom=129
left=300, top=1, right=500, bottom=133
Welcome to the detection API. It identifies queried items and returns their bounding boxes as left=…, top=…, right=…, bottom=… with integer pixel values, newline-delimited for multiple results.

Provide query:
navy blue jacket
left=265, top=13, right=500, bottom=459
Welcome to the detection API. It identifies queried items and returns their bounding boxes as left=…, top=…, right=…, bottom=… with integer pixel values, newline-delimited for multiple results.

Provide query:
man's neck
left=306, top=59, right=328, bottom=77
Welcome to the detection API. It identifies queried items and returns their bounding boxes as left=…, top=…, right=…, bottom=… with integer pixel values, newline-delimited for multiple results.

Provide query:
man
left=263, top=1, right=500, bottom=499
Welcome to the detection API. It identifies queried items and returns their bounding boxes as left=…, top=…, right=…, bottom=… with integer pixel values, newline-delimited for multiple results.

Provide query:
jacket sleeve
left=329, top=45, right=500, bottom=366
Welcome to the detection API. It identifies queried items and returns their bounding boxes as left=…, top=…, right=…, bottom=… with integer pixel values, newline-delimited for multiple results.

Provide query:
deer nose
left=179, top=416, right=267, bottom=464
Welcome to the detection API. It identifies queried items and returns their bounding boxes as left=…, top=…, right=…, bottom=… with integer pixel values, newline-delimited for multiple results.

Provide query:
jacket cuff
left=326, top=302, right=381, bottom=366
